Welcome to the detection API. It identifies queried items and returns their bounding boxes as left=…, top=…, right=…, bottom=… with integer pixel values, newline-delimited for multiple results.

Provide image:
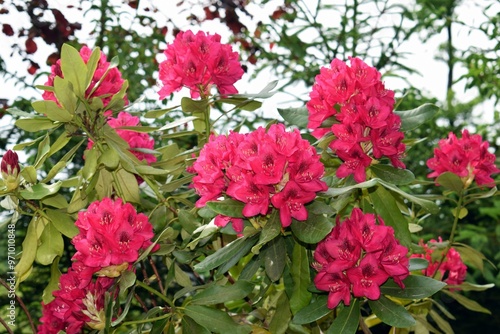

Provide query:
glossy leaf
left=144, top=105, right=180, bottom=118
left=368, top=296, right=416, bottom=328
left=327, top=299, right=360, bottom=334
left=452, top=242, right=488, bottom=272
left=14, top=217, right=39, bottom=283
left=194, top=234, right=259, bottom=272
left=429, top=309, right=453, bottom=334
left=370, top=164, right=415, bottom=185
left=263, top=236, right=286, bottom=282
left=252, top=210, right=281, bottom=254
left=381, top=276, right=446, bottom=299
left=436, top=172, right=464, bottom=193
left=36, top=222, right=63, bottom=265
left=289, top=242, right=312, bottom=314
left=191, top=280, right=254, bottom=305
left=394, top=103, right=439, bottom=132
left=45, top=209, right=78, bottom=238
left=409, top=258, right=429, bottom=271
left=377, top=179, right=439, bottom=214
left=181, top=97, right=209, bottom=113
left=369, top=186, right=412, bottom=248
left=114, top=169, right=140, bottom=203
left=218, top=97, right=262, bottom=111
left=292, top=295, right=330, bottom=325
left=206, top=199, right=245, bottom=218
left=60, top=43, right=88, bottom=97
left=441, top=289, right=491, bottom=314
left=53, top=76, right=77, bottom=114
left=184, top=305, right=252, bottom=334
left=291, top=213, right=334, bottom=244
left=20, top=182, right=62, bottom=200
left=181, top=316, right=211, bottom=334
left=277, top=107, right=309, bottom=128
left=269, top=292, right=292, bottom=334
left=15, top=118, right=58, bottom=132
left=42, top=258, right=61, bottom=304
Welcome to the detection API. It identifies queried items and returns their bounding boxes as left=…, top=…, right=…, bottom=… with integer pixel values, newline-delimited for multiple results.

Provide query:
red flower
left=214, top=215, right=244, bottom=234
left=314, top=271, right=351, bottom=308
left=307, top=57, right=406, bottom=183
left=72, top=198, right=156, bottom=270
left=347, top=253, right=389, bottom=300
left=227, top=174, right=272, bottom=217
left=158, top=30, right=244, bottom=99
left=1, top=149, right=20, bottom=190
left=271, top=180, right=316, bottom=227
left=427, top=129, right=499, bottom=188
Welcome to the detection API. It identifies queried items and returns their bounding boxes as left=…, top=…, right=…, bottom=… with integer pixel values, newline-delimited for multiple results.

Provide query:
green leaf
left=289, top=242, right=312, bottom=315
left=291, top=213, right=334, bottom=244
left=368, top=296, right=416, bottom=328
left=144, top=105, right=179, bottom=118
left=233, top=80, right=278, bottom=99
left=277, top=107, right=309, bottom=128
left=20, top=182, right=62, bottom=200
left=394, top=103, right=439, bottom=132
left=32, top=100, right=73, bottom=122
left=269, top=292, right=292, bottom=334
left=369, top=185, right=412, bottom=248
left=264, top=236, right=286, bottom=282
left=15, top=118, right=58, bottom=132
left=41, top=161, right=67, bottom=183
left=381, top=276, right=446, bottom=299
left=181, top=97, right=209, bottom=113
left=441, top=290, right=491, bottom=314
left=217, top=97, right=262, bottom=111
left=36, top=222, right=64, bottom=265
left=45, top=209, right=79, bottom=238
left=114, top=169, right=140, bottom=203
left=370, top=165, right=415, bottom=185
left=452, top=242, right=489, bottom=272
left=53, top=76, right=77, bottom=114
left=60, top=43, right=88, bottom=97
left=194, top=234, right=259, bottom=272
left=451, top=207, right=468, bottom=219
left=184, top=305, right=251, bottom=334
left=14, top=217, right=39, bottom=283
left=446, top=282, right=494, bottom=292
left=158, top=116, right=199, bottom=131
left=206, top=199, right=245, bottom=218
left=377, top=179, right=439, bottom=214
left=181, top=316, right=210, bottom=334
left=85, top=47, right=101, bottom=90
left=48, top=131, right=72, bottom=157
left=436, top=172, right=464, bottom=193
left=323, top=179, right=379, bottom=197
left=327, top=299, right=360, bottom=334
left=174, top=262, right=192, bottom=288
left=42, top=258, right=61, bottom=304
left=99, top=146, right=120, bottom=170
left=429, top=309, right=454, bottom=334
left=34, top=135, right=51, bottom=169
left=191, top=280, right=254, bottom=305
left=292, top=295, right=330, bottom=325
left=409, top=258, right=429, bottom=271
left=21, top=166, right=37, bottom=184
left=252, top=210, right=281, bottom=254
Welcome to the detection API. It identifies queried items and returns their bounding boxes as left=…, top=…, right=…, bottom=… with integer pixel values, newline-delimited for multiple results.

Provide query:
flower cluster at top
left=38, top=198, right=156, bottom=333
left=43, top=45, right=127, bottom=108
left=87, top=111, right=157, bottom=165
left=306, top=57, right=405, bottom=183
left=190, top=124, right=328, bottom=229
left=427, top=129, right=499, bottom=188
left=313, top=208, right=409, bottom=309
left=411, top=237, right=467, bottom=286
left=158, top=30, right=244, bottom=99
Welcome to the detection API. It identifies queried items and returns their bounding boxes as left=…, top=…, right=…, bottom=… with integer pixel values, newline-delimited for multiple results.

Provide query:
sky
left=0, top=0, right=498, bottom=148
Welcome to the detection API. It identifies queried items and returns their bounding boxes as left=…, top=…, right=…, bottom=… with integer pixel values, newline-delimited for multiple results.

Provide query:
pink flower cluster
left=38, top=269, right=114, bottom=333
left=39, top=198, right=157, bottom=333
left=427, top=129, right=499, bottom=188
left=313, top=208, right=409, bottom=309
left=87, top=111, right=157, bottom=164
left=411, top=237, right=467, bottom=286
left=306, top=57, right=405, bottom=183
left=158, top=30, right=244, bottom=99
left=43, top=45, right=127, bottom=108
left=191, top=124, right=327, bottom=228
left=72, top=197, right=156, bottom=269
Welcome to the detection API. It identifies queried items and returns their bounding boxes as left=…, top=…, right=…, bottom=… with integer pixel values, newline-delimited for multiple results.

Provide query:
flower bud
left=1, top=150, right=20, bottom=191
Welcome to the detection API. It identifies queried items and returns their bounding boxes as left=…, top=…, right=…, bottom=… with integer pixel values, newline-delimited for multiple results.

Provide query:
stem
left=433, top=189, right=464, bottom=279
left=149, top=256, right=165, bottom=295
left=121, top=312, right=171, bottom=326
left=0, top=278, right=36, bottom=333
left=136, top=280, right=174, bottom=307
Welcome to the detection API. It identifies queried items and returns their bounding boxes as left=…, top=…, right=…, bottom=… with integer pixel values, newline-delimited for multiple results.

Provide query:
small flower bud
left=1, top=150, right=20, bottom=191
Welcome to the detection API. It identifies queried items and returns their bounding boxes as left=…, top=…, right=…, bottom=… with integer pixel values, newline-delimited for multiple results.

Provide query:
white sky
left=0, top=0, right=498, bottom=147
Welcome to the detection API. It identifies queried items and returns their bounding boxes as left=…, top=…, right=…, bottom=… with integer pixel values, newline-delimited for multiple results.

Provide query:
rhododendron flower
left=191, top=124, right=327, bottom=227
left=38, top=267, right=115, bottom=334
left=427, top=129, right=499, bottom=188
left=43, top=45, right=127, bottom=109
left=87, top=111, right=157, bottom=164
left=411, top=237, right=467, bottom=286
left=313, top=208, right=409, bottom=308
left=1, top=149, right=20, bottom=190
left=158, top=30, right=244, bottom=99
left=307, top=57, right=405, bottom=183
left=214, top=215, right=244, bottom=234
left=72, top=197, right=156, bottom=270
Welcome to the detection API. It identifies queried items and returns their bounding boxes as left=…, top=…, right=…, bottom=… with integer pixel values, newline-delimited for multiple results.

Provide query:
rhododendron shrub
left=313, top=208, right=409, bottom=308
left=1, top=37, right=498, bottom=334
left=306, top=57, right=405, bottom=182
left=191, top=123, right=328, bottom=228
left=158, top=29, right=244, bottom=99
left=427, top=129, right=500, bottom=188
left=411, top=238, right=467, bottom=286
